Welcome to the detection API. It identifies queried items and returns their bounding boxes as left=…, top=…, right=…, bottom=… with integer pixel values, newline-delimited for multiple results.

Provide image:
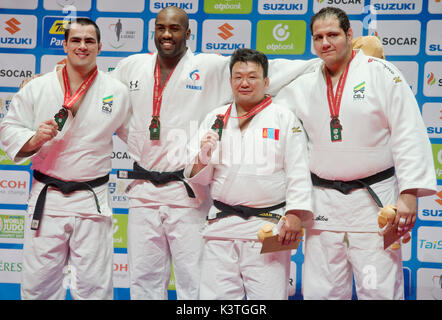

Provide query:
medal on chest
left=150, top=58, right=177, bottom=141
left=54, top=107, right=68, bottom=131
left=325, top=50, right=355, bottom=143
left=149, top=115, right=160, bottom=141
left=55, top=65, right=98, bottom=131
left=212, top=95, right=273, bottom=140
left=330, top=116, right=342, bottom=142
left=211, top=114, right=225, bottom=140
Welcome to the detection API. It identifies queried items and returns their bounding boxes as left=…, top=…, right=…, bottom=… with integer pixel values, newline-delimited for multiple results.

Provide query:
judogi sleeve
left=114, top=84, right=132, bottom=144
left=383, top=63, right=437, bottom=197
left=109, top=56, right=130, bottom=83
left=282, top=108, right=313, bottom=214
left=267, top=58, right=320, bottom=96
left=0, top=84, right=37, bottom=164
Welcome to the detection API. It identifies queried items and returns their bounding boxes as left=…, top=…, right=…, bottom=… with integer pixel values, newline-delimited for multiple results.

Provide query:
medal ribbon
left=62, top=65, right=98, bottom=110
left=152, top=57, right=177, bottom=118
left=221, top=94, right=273, bottom=128
left=325, top=50, right=355, bottom=121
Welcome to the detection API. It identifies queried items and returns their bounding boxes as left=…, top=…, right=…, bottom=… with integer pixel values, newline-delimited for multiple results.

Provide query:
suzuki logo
left=218, top=23, right=234, bottom=40
left=436, top=191, right=442, bottom=206
left=5, top=18, right=21, bottom=35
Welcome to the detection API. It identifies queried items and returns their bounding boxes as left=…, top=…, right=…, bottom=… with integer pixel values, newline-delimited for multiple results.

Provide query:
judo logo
left=102, top=95, right=113, bottom=114
left=353, top=81, right=366, bottom=101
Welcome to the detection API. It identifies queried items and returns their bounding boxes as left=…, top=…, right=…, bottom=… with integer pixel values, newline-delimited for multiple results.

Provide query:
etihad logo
left=5, top=18, right=20, bottom=35
left=218, top=23, right=234, bottom=40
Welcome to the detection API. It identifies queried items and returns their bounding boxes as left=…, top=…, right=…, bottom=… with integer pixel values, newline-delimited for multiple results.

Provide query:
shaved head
left=156, top=6, right=189, bottom=30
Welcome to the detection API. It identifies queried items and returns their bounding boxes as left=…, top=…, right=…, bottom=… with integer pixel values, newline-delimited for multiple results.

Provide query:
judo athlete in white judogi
left=184, top=48, right=313, bottom=300
left=111, top=6, right=319, bottom=300
left=0, top=19, right=131, bottom=299
left=274, top=7, right=437, bottom=300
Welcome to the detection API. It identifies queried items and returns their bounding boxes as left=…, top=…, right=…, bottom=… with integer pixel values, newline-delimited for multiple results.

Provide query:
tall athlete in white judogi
left=0, top=19, right=131, bottom=300
left=274, top=7, right=437, bottom=300
left=111, top=7, right=320, bottom=300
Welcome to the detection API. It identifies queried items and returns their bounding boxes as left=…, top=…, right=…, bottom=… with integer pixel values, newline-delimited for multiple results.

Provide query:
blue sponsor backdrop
left=0, top=0, right=441, bottom=300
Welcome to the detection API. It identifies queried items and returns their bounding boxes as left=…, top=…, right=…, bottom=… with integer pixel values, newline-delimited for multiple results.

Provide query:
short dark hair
left=229, top=48, right=269, bottom=78
left=310, top=7, right=351, bottom=35
left=64, top=17, right=101, bottom=43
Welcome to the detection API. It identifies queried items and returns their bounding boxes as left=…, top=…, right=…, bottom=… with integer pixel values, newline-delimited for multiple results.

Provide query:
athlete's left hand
left=278, top=212, right=302, bottom=246
left=394, top=190, right=417, bottom=236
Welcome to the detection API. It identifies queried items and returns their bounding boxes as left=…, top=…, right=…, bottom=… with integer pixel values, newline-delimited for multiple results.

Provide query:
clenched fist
left=20, top=119, right=58, bottom=155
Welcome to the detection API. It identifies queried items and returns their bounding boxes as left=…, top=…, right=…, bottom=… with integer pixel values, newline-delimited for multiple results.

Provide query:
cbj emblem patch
left=102, top=95, right=113, bottom=114
left=353, top=81, right=366, bottom=101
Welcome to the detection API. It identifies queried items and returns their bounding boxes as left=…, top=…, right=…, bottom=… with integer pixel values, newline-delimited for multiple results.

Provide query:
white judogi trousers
left=127, top=205, right=206, bottom=300
left=302, top=229, right=404, bottom=300
left=199, top=238, right=291, bottom=300
left=21, top=213, right=113, bottom=300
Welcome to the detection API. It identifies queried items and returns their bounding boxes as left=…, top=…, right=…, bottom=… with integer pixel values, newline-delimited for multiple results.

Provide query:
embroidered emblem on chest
left=102, top=95, right=114, bottom=114
left=353, top=81, right=366, bottom=101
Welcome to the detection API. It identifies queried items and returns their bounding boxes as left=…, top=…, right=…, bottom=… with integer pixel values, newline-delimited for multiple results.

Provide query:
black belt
left=209, top=200, right=285, bottom=221
left=117, top=162, right=195, bottom=198
left=31, top=170, right=109, bottom=230
left=310, top=167, right=395, bottom=208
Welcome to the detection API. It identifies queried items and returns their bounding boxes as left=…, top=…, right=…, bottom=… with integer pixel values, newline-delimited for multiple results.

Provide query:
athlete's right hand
left=25, top=119, right=59, bottom=152
left=198, top=130, right=219, bottom=165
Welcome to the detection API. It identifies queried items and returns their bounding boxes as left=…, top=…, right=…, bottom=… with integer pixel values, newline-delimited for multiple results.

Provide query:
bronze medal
left=149, top=116, right=160, bottom=140
left=330, top=117, right=342, bottom=142
left=54, top=107, right=68, bottom=131
left=211, top=114, right=225, bottom=140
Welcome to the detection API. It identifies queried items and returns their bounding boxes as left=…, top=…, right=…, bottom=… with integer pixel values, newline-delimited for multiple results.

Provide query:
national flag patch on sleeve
left=263, top=128, right=279, bottom=140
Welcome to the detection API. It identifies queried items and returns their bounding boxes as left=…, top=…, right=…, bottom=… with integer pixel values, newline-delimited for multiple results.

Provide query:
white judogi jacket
left=184, top=101, right=313, bottom=240
left=112, top=48, right=319, bottom=209
left=0, top=70, right=131, bottom=217
left=274, top=50, right=437, bottom=232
